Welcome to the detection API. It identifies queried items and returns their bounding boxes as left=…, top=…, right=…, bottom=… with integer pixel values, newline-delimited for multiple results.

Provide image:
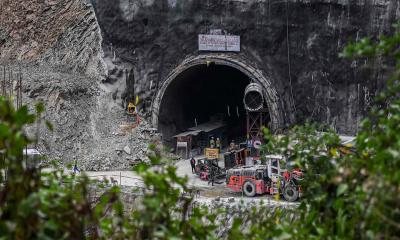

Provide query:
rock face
left=0, top=0, right=155, bottom=170
left=21, top=62, right=159, bottom=170
left=0, top=0, right=106, bottom=78
left=93, top=0, right=400, bottom=134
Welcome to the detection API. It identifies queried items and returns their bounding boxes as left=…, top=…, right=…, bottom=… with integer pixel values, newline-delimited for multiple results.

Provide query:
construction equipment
left=223, top=148, right=249, bottom=169
left=120, top=96, right=141, bottom=133
left=195, top=158, right=225, bottom=181
left=226, top=155, right=303, bottom=202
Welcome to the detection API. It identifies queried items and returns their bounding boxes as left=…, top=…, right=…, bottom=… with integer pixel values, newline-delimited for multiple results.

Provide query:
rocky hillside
left=0, top=0, right=106, bottom=78
left=0, top=0, right=157, bottom=170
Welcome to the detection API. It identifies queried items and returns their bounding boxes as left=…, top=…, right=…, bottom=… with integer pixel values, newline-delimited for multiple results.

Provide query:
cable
left=286, top=0, right=296, bottom=114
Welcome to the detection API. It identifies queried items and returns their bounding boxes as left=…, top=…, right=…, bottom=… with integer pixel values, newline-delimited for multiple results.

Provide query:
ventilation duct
left=243, top=83, right=264, bottom=111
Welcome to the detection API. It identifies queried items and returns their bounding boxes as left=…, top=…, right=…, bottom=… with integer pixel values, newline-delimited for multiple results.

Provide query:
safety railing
left=86, top=172, right=145, bottom=188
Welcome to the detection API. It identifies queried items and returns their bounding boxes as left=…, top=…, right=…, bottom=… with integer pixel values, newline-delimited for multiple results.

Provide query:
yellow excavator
left=120, top=96, right=140, bottom=133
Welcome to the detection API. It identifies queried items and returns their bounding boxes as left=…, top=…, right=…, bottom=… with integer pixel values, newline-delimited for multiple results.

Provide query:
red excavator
left=226, top=155, right=303, bottom=202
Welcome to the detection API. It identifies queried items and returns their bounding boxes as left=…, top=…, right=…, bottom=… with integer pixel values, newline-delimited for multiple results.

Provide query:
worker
left=210, top=137, right=215, bottom=148
left=229, top=140, right=235, bottom=152
left=246, top=138, right=253, bottom=149
left=208, top=167, right=215, bottom=186
left=73, top=160, right=80, bottom=174
left=190, top=157, right=196, bottom=173
left=216, top=138, right=221, bottom=151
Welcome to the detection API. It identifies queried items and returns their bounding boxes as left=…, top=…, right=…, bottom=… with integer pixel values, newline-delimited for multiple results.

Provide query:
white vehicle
left=1, top=148, right=42, bottom=182
left=23, top=148, right=42, bottom=169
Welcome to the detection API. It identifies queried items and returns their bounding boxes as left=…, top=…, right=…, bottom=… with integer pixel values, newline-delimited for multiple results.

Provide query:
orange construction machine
left=226, top=155, right=303, bottom=202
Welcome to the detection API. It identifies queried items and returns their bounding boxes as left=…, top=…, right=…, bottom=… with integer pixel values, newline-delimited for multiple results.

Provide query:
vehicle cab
left=226, top=165, right=269, bottom=196
left=225, top=154, right=303, bottom=201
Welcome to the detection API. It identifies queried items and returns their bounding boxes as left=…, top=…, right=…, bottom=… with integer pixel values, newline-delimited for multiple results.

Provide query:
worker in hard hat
left=229, top=140, right=235, bottom=152
left=216, top=138, right=221, bottom=151
left=210, top=137, right=215, bottom=149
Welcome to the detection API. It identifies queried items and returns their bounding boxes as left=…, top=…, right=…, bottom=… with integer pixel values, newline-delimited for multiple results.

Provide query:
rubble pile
left=5, top=62, right=163, bottom=171
left=193, top=197, right=298, bottom=238
left=79, top=115, right=163, bottom=171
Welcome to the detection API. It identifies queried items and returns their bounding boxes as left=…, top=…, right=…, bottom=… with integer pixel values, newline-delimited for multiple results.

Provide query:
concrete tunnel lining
left=151, top=54, right=283, bottom=143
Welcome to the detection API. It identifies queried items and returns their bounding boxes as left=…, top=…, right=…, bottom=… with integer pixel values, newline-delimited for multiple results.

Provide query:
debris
left=124, top=146, right=131, bottom=155
left=129, top=158, right=142, bottom=166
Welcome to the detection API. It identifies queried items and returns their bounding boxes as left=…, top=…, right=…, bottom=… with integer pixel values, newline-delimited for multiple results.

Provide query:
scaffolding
left=0, top=65, right=23, bottom=110
left=246, top=108, right=268, bottom=142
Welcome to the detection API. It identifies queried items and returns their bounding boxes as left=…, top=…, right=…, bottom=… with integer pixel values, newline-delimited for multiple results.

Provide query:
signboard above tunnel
left=198, top=34, right=240, bottom=52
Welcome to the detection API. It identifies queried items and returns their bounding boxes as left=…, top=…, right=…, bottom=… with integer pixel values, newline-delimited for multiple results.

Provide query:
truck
left=225, top=155, right=303, bottom=202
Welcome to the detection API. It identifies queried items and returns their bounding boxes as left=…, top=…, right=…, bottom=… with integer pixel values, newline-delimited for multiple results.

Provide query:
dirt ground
left=79, top=158, right=298, bottom=207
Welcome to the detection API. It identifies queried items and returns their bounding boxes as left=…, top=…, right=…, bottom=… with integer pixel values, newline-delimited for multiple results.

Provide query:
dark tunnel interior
left=159, top=64, right=251, bottom=147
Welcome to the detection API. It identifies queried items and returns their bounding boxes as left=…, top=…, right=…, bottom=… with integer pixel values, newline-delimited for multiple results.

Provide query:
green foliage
left=229, top=25, right=400, bottom=239
left=342, top=24, right=400, bottom=238
left=0, top=97, right=218, bottom=239
left=127, top=158, right=217, bottom=239
left=100, top=145, right=219, bottom=239
left=0, top=97, right=122, bottom=239
left=0, top=98, right=39, bottom=238
left=341, top=23, right=400, bottom=60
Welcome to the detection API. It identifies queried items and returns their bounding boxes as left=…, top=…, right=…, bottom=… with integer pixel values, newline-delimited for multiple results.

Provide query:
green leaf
left=35, top=101, right=45, bottom=114
left=45, top=120, right=53, bottom=131
left=337, top=184, right=348, bottom=196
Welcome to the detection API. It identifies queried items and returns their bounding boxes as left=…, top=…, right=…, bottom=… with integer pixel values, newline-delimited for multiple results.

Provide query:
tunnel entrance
left=158, top=64, right=252, bottom=146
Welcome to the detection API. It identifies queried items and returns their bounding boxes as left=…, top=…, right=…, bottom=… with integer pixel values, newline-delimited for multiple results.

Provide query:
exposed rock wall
left=0, top=0, right=106, bottom=78
left=0, top=0, right=153, bottom=170
left=93, top=0, right=400, bottom=134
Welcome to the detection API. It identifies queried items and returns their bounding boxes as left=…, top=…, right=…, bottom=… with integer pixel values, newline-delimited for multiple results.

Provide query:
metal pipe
left=244, top=83, right=264, bottom=111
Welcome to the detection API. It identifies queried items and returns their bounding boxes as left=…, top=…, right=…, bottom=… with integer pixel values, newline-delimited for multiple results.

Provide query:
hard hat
left=271, top=176, right=279, bottom=182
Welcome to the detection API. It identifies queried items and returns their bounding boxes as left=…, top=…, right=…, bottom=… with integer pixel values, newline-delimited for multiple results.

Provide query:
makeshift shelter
left=188, top=121, right=227, bottom=149
left=174, top=121, right=227, bottom=159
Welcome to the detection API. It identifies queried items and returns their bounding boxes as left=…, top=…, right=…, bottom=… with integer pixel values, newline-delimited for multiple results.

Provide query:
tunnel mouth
left=158, top=64, right=252, bottom=148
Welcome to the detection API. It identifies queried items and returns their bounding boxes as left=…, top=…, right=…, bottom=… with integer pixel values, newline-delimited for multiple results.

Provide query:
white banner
left=198, top=34, right=240, bottom=52
left=177, top=141, right=188, bottom=148
left=226, top=35, right=241, bottom=52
